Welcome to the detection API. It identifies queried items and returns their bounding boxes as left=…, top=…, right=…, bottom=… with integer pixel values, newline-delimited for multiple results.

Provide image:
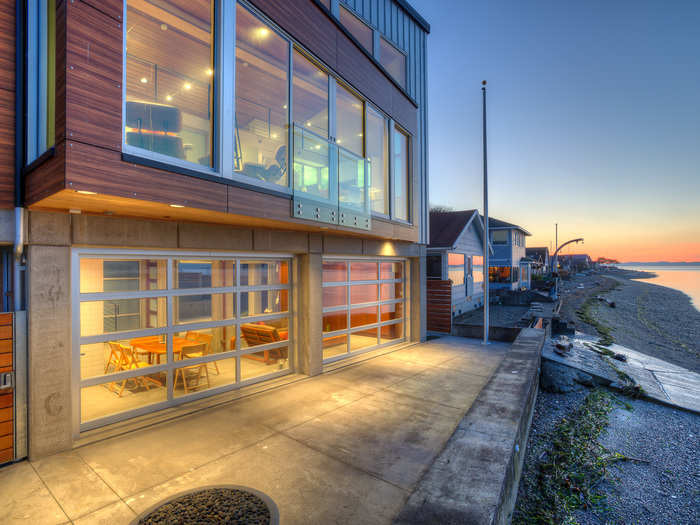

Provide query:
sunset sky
left=412, top=0, right=700, bottom=262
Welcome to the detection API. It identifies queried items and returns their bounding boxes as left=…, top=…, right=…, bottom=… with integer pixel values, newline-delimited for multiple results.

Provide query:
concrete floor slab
left=386, top=366, right=488, bottom=409
left=32, top=451, right=120, bottom=520
left=323, top=353, right=431, bottom=394
left=127, top=433, right=408, bottom=525
left=284, top=389, right=463, bottom=489
left=72, top=501, right=136, bottom=525
left=0, top=461, right=69, bottom=524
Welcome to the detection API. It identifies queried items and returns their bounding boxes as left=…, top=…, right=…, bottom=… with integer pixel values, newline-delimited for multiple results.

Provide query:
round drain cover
left=135, top=486, right=278, bottom=525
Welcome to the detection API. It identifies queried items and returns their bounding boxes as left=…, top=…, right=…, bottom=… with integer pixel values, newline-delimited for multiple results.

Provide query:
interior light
left=306, top=121, right=312, bottom=127
left=183, top=82, right=192, bottom=90
left=76, top=190, right=96, bottom=195
left=169, top=204, right=184, bottom=208
left=314, top=144, right=321, bottom=150
left=357, top=133, right=363, bottom=137
left=206, top=68, right=213, bottom=76
left=271, top=133, right=278, bottom=139
left=140, top=77, right=148, bottom=84
left=256, top=27, right=270, bottom=38
left=160, top=23, right=168, bottom=31
left=165, top=95, right=173, bottom=101
left=337, top=139, right=342, bottom=144
left=282, top=104, right=287, bottom=109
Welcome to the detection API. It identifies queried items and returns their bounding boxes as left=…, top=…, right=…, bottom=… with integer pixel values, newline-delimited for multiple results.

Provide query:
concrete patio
left=0, top=337, right=511, bottom=525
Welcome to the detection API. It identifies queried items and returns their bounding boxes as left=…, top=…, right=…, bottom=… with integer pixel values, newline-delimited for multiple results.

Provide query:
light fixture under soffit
left=169, top=204, right=185, bottom=208
left=76, top=190, right=97, bottom=195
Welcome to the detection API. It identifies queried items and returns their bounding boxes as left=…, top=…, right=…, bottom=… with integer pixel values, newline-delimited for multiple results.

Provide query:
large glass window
left=336, top=85, right=363, bottom=156
left=380, top=37, right=406, bottom=89
left=392, top=125, right=409, bottom=221
left=234, top=5, right=289, bottom=186
left=26, top=0, right=56, bottom=164
left=293, top=51, right=329, bottom=139
left=322, top=259, right=406, bottom=362
left=472, top=256, right=484, bottom=285
left=447, top=253, right=465, bottom=285
left=489, top=266, right=512, bottom=283
left=366, top=106, right=389, bottom=215
left=76, top=253, right=292, bottom=428
left=124, top=0, right=214, bottom=166
left=493, top=230, right=508, bottom=244
left=339, top=6, right=374, bottom=53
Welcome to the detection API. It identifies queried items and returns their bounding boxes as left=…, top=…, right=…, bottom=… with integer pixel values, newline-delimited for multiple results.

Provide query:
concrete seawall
left=395, top=328, right=545, bottom=525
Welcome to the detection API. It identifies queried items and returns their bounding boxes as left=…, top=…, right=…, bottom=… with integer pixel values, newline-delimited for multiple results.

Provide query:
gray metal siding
left=340, top=0, right=429, bottom=245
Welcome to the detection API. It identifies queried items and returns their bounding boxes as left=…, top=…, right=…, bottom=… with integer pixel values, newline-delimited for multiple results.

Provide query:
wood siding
left=426, top=279, right=451, bottom=333
left=0, top=2, right=15, bottom=208
left=0, top=312, right=13, bottom=464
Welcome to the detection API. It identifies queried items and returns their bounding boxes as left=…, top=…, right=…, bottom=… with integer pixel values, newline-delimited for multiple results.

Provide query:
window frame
left=338, top=4, right=375, bottom=54
left=378, top=35, right=407, bottom=89
left=72, top=248, right=294, bottom=433
left=390, top=122, right=411, bottom=224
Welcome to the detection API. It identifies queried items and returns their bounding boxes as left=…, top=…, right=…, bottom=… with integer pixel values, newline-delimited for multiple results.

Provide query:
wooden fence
left=427, top=279, right=452, bottom=333
left=0, top=313, right=13, bottom=464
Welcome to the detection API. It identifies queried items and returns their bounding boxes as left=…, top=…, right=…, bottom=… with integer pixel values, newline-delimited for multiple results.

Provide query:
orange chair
left=107, top=342, right=161, bottom=397
left=240, top=323, right=288, bottom=364
left=174, top=341, right=210, bottom=394
left=184, top=331, right=218, bottom=375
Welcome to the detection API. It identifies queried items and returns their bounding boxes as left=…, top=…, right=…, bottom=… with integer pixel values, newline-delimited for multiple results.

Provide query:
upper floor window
left=380, top=37, right=406, bottom=89
left=492, top=230, right=508, bottom=244
left=124, top=0, right=214, bottom=167
left=234, top=4, right=290, bottom=186
left=339, top=6, right=374, bottom=53
left=392, top=125, right=409, bottom=221
left=335, top=84, right=363, bottom=156
left=293, top=51, right=329, bottom=139
left=26, top=0, right=56, bottom=164
left=366, top=105, right=389, bottom=215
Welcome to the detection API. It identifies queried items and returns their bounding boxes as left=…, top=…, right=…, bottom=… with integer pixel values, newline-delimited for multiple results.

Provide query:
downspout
left=14, top=0, right=26, bottom=312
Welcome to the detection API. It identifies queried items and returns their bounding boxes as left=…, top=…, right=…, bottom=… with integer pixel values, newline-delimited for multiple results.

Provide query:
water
left=617, top=264, right=700, bottom=311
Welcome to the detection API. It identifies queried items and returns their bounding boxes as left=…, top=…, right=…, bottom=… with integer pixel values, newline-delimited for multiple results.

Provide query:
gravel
left=138, top=488, right=272, bottom=525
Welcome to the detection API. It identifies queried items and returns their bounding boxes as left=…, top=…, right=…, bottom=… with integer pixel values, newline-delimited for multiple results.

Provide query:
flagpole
left=482, top=80, right=489, bottom=345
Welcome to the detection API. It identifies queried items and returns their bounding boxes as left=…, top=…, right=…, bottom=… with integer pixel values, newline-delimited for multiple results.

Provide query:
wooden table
left=130, top=336, right=203, bottom=364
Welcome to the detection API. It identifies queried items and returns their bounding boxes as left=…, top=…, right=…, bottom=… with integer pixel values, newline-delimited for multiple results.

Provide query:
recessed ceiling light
left=76, top=190, right=97, bottom=195
left=169, top=204, right=184, bottom=208
left=165, top=95, right=173, bottom=101
left=206, top=68, right=213, bottom=76
left=160, top=23, right=168, bottom=31
left=183, top=82, right=192, bottom=90
left=140, top=77, right=148, bottom=84
left=256, top=27, right=270, bottom=38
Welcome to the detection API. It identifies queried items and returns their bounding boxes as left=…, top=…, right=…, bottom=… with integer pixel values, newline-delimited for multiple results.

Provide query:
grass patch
left=513, top=389, right=623, bottom=524
left=576, top=298, right=615, bottom=346
left=602, top=357, right=646, bottom=398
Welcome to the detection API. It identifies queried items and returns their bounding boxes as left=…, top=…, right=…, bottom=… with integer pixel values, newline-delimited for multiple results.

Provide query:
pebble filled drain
left=134, top=486, right=279, bottom=525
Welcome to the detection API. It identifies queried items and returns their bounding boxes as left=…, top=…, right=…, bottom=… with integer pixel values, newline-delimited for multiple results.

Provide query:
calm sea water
left=617, top=264, right=700, bottom=312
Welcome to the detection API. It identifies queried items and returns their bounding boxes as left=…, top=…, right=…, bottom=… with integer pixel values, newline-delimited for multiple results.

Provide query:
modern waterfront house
left=427, top=209, right=490, bottom=316
left=526, top=247, right=550, bottom=275
left=485, top=216, right=532, bottom=291
left=0, top=0, right=430, bottom=462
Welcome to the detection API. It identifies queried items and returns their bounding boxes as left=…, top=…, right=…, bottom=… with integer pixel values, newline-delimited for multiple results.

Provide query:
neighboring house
left=526, top=247, right=550, bottom=275
left=427, top=210, right=492, bottom=316
left=484, top=216, right=533, bottom=291
left=558, top=254, right=593, bottom=272
left=0, top=0, right=430, bottom=462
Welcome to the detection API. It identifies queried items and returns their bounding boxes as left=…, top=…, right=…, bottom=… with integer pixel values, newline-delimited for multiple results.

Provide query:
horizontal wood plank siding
left=427, top=279, right=452, bottom=333
left=0, top=1, right=14, bottom=208
left=81, top=0, right=123, bottom=22
left=66, top=141, right=228, bottom=212
left=0, top=312, right=12, bottom=465
left=66, top=0, right=122, bottom=151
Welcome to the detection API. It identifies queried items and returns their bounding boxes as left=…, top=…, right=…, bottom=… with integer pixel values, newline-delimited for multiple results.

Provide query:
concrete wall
left=24, top=211, right=425, bottom=457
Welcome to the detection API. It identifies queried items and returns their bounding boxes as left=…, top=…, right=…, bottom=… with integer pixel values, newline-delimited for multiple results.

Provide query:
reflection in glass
left=323, top=286, right=346, bottom=308
left=339, top=6, right=374, bottom=52
left=380, top=302, right=403, bottom=322
left=323, top=334, right=348, bottom=360
left=366, top=106, right=389, bottom=214
left=293, top=51, right=328, bottom=138
left=80, top=259, right=167, bottom=293
left=323, top=310, right=347, bottom=332
left=336, top=84, right=363, bottom=156
left=322, top=261, right=347, bottom=282
left=392, top=126, right=409, bottom=221
left=380, top=37, right=406, bottom=88
left=338, top=149, right=366, bottom=211
left=349, top=328, right=378, bottom=351
left=125, top=0, right=214, bottom=165
left=293, top=126, right=330, bottom=200
left=240, top=260, right=288, bottom=286
left=380, top=262, right=403, bottom=280
left=240, top=290, right=289, bottom=317
left=235, top=5, right=289, bottom=186
left=174, top=294, right=235, bottom=324
left=174, top=260, right=235, bottom=288
left=351, top=284, right=378, bottom=304
left=351, top=262, right=378, bottom=281
left=80, top=298, right=167, bottom=337
left=241, top=347, right=289, bottom=380
left=380, top=282, right=403, bottom=301
left=350, top=306, right=378, bottom=328
left=380, top=322, right=403, bottom=343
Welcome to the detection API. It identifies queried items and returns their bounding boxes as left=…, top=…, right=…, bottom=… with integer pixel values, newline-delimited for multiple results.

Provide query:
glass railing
left=292, top=125, right=371, bottom=230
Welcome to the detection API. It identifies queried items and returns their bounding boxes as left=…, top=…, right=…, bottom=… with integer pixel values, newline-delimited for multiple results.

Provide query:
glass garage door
left=322, top=258, right=406, bottom=362
left=74, top=251, right=292, bottom=431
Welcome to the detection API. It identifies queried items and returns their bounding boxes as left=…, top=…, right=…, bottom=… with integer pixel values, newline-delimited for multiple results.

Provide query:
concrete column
left=410, top=249, right=427, bottom=343
left=27, top=244, right=73, bottom=458
left=298, top=253, right=323, bottom=376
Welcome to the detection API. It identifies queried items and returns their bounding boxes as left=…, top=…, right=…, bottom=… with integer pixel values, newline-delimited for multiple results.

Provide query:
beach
left=559, top=267, right=700, bottom=373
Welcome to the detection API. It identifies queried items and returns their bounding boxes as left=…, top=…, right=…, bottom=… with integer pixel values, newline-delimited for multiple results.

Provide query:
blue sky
left=411, top=0, right=700, bottom=260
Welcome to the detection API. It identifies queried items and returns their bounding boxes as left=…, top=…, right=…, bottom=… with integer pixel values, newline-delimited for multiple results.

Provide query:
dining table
left=130, top=336, right=204, bottom=364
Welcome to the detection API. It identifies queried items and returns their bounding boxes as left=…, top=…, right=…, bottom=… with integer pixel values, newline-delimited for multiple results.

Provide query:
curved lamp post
left=551, top=238, right=583, bottom=299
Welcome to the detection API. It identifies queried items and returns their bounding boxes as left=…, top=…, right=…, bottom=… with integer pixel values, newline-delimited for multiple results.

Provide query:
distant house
left=428, top=210, right=492, bottom=315
left=526, top=247, right=550, bottom=275
left=558, top=254, right=592, bottom=272
left=484, top=216, right=532, bottom=291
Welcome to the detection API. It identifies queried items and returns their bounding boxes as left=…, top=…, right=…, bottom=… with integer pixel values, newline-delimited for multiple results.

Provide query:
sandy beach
left=558, top=267, right=700, bottom=373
